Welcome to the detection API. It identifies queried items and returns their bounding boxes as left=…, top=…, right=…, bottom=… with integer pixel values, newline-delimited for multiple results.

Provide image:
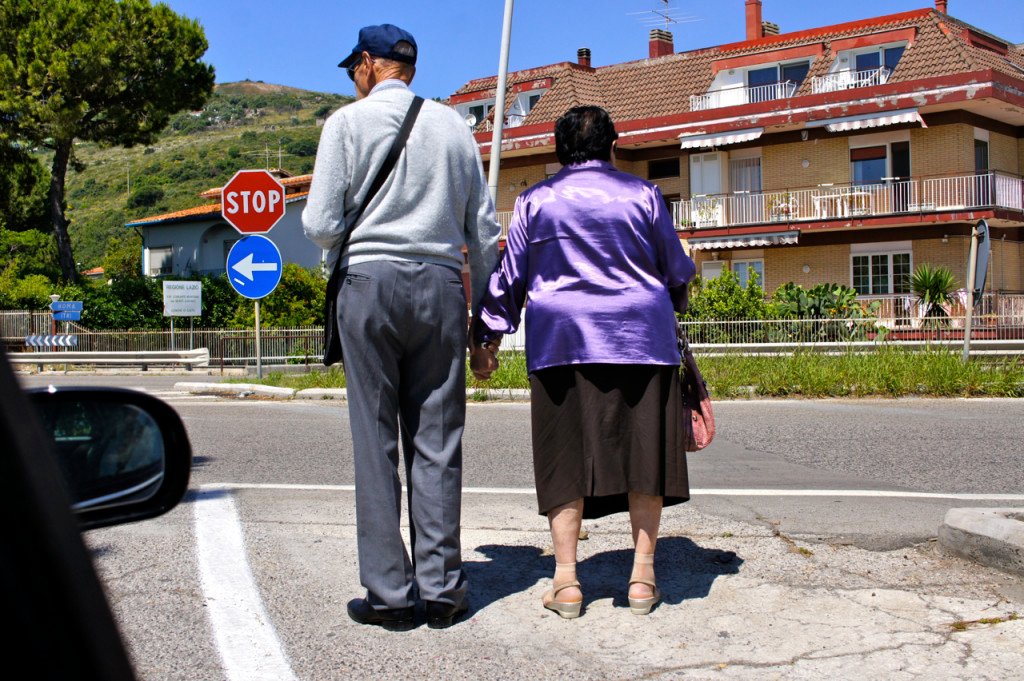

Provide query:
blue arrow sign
left=226, top=235, right=283, bottom=300
left=50, top=300, right=83, bottom=312
left=53, top=311, right=81, bottom=321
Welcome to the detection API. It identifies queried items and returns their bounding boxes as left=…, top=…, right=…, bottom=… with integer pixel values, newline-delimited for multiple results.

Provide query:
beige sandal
left=628, top=553, right=661, bottom=616
left=543, top=562, right=583, bottom=619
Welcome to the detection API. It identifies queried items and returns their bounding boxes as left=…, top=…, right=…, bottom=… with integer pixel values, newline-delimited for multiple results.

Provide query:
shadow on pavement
left=466, top=536, right=743, bottom=612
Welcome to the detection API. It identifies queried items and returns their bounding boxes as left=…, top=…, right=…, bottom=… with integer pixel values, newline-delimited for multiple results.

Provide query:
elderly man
left=302, top=24, right=500, bottom=630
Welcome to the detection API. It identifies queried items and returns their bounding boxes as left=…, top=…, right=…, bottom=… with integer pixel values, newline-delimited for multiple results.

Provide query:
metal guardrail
left=9, top=348, right=210, bottom=371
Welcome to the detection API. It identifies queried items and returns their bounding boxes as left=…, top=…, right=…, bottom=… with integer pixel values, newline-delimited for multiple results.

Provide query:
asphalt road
left=21, top=372, right=1024, bottom=547
left=22, top=373, right=1024, bottom=680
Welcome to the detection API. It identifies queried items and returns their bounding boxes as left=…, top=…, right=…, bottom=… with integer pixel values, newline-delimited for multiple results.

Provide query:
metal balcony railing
left=690, top=80, right=798, bottom=111
left=672, top=171, right=1024, bottom=230
left=811, top=67, right=891, bottom=94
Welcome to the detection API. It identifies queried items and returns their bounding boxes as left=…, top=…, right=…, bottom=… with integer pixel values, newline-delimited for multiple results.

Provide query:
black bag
left=323, top=96, right=423, bottom=366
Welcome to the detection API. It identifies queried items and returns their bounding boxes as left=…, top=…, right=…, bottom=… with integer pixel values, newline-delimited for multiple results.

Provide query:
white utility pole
left=487, top=0, right=515, bottom=204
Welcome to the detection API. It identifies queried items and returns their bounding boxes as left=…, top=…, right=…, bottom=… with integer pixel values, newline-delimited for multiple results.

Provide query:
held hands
left=470, top=339, right=500, bottom=381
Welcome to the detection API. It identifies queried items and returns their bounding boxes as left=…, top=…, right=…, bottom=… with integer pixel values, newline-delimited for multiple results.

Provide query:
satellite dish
left=464, top=114, right=477, bottom=127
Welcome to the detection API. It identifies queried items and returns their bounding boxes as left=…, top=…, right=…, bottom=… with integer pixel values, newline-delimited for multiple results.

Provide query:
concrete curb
left=294, top=388, right=346, bottom=400
left=174, top=383, right=532, bottom=402
left=938, top=507, right=1024, bottom=576
left=174, top=382, right=296, bottom=399
left=467, top=388, right=531, bottom=402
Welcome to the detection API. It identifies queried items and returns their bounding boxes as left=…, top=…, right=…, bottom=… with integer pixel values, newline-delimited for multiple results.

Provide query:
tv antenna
left=627, top=1, right=700, bottom=31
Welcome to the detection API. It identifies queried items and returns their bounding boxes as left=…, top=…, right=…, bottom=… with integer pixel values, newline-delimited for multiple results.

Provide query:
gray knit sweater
left=302, top=80, right=500, bottom=310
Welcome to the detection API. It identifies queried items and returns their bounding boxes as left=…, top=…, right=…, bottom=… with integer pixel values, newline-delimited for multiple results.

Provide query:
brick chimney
left=935, top=0, right=948, bottom=13
left=746, top=0, right=763, bottom=40
left=577, top=47, right=591, bottom=68
left=649, top=29, right=674, bottom=58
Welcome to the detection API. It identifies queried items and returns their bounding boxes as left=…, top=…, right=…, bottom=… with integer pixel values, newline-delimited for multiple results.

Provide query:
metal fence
left=5, top=303, right=1022, bottom=365
left=680, top=314, right=1024, bottom=346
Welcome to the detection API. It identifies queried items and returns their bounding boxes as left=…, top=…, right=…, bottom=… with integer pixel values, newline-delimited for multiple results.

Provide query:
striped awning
left=679, top=127, right=764, bottom=149
left=805, top=108, right=925, bottom=133
left=686, top=231, right=799, bottom=251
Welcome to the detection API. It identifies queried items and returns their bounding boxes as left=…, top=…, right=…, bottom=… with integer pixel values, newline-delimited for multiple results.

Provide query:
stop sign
left=221, top=169, right=286, bottom=234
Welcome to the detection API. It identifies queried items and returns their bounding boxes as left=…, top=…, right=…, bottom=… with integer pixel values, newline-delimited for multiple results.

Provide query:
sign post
left=163, top=281, right=202, bottom=352
left=50, top=301, right=83, bottom=352
left=962, top=219, right=991, bottom=362
left=221, top=169, right=286, bottom=379
left=226, top=236, right=283, bottom=379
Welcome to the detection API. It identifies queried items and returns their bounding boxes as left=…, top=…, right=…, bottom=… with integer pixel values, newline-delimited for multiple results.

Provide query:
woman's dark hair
left=554, top=106, right=618, bottom=165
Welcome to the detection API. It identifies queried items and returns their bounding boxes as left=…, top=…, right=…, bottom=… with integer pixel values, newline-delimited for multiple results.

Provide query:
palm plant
left=911, top=264, right=959, bottom=323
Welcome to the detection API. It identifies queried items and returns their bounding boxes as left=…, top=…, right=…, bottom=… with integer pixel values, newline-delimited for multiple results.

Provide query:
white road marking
left=193, top=489, right=297, bottom=681
left=198, top=483, right=1024, bottom=501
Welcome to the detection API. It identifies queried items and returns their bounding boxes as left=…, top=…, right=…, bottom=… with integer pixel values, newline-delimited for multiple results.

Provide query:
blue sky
left=161, top=1, right=1024, bottom=99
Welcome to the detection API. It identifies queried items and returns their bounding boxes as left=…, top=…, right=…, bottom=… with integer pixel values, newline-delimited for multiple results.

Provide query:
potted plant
left=911, top=264, right=959, bottom=327
left=767, top=192, right=794, bottom=221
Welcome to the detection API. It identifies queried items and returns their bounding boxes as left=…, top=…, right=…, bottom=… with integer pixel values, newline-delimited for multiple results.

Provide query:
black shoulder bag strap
left=323, top=95, right=423, bottom=366
left=333, top=94, right=423, bottom=272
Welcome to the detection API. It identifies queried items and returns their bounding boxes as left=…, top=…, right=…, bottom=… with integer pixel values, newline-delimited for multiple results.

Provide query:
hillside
left=59, top=81, right=352, bottom=267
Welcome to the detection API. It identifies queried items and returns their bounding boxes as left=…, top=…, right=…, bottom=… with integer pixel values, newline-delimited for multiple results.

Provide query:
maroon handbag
left=679, top=332, right=715, bottom=451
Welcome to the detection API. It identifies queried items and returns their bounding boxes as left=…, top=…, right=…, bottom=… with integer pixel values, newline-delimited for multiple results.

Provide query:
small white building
left=126, top=172, right=323, bottom=277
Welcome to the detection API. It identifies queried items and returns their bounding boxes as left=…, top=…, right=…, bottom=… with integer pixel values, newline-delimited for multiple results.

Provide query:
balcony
left=672, top=171, right=1024, bottom=230
left=689, top=81, right=798, bottom=112
left=811, top=67, right=890, bottom=94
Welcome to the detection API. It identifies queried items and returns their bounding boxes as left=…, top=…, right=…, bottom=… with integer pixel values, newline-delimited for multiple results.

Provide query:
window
left=468, top=103, right=491, bottom=124
left=458, top=99, right=495, bottom=126
left=702, top=261, right=724, bottom=280
left=149, top=246, right=172, bottom=276
left=780, top=62, right=810, bottom=88
left=850, top=146, right=887, bottom=185
left=746, top=61, right=809, bottom=102
left=733, top=259, right=764, bottom=288
left=507, top=90, right=547, bottom=127
left=648, top=157, right=680, bottom=179
left=851, top=252, right=910, bottom=295
left=223, top=239, right=238, bottom=262
left=854, top=45, right=904, bottom=80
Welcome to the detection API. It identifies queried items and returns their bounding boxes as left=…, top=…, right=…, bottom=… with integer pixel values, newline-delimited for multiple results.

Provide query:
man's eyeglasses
left=346, top=54, right=375, bottom=82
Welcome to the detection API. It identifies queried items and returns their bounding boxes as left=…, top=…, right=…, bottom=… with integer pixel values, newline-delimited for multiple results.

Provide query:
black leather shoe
left=425, top=601, right=469, bottom=629
left=346, top=598, right=415, bottom=632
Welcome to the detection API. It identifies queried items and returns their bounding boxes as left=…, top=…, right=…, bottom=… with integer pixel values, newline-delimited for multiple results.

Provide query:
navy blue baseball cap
left=338, top=24, right=418, bottom=69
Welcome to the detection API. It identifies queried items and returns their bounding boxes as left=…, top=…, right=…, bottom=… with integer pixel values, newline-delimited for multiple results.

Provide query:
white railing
left=690, top=81, right=798, bottom=112
left=496, top=210, right=513, bottom=239
left=811, top=67, right=890, bottom=94
left=672, top=171, right=1024, bottom=230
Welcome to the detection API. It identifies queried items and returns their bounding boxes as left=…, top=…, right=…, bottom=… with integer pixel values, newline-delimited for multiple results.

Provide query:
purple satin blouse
left=475, top=160, right=696, bottom=373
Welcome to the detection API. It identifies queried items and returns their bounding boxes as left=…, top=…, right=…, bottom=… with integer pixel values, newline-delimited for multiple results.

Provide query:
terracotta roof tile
left=198, top=173, right=313, bottom=199
left=126, top=191, right=309, bottom=227
left=454, top=7, right=1024, bottom=136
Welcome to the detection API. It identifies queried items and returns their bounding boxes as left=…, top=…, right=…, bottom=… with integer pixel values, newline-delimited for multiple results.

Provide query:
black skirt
left=529, top=363, right=690, bottom=519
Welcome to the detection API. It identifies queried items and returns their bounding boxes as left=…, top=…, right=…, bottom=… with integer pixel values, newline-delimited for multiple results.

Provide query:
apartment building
left=452, top=0, right=1024, bottom=308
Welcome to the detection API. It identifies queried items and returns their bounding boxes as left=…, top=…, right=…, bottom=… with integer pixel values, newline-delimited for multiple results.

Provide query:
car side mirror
left=29, top=387, right=192, bottom=531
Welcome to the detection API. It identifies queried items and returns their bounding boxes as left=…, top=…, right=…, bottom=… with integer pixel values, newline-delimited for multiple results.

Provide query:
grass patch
left=229, top=348, right=1024, bottom=398
left=950, top=612, right=1019, bottom=631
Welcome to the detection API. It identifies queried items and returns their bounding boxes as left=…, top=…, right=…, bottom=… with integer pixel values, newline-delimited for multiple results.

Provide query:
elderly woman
left=471, top=106, right=696, bottom=618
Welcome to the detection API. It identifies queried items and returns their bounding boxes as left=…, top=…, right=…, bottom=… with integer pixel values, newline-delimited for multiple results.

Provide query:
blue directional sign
left=53, top=311, right=81, bottom=321
left=226, top=235, right=283, bottom=300
left=50, top=300, right=83, bottom=312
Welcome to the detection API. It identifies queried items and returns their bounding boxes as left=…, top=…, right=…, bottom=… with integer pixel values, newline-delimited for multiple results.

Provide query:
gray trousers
left=337, top=259, right=468, bottom=610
